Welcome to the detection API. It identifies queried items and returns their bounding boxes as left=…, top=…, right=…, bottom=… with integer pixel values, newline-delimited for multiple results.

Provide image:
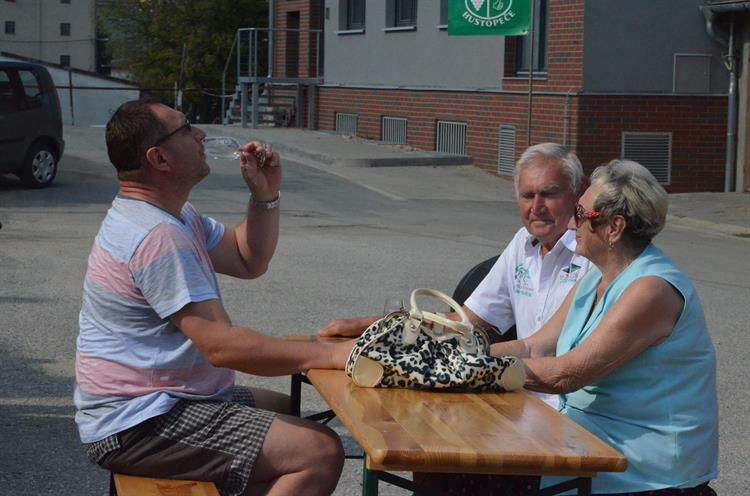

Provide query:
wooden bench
left=110, top=473, right=219, bottom=496
left=297, top=368, right=627, bottom=496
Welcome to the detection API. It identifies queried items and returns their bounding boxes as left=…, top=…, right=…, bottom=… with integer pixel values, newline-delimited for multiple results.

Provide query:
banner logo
left=464, top=0, right=514, bottom=25
left=449, top=0, right=530, bottom=36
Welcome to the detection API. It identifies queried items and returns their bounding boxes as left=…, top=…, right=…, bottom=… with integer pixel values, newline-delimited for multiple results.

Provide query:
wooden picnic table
left=292, top=368, right=626, bottom=496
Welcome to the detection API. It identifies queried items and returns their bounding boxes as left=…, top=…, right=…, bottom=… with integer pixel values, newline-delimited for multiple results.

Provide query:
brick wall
left=576, top=96, right=728, bottom=193
left=296, top=0, right=728, bottom=193
left=273, top=0, right=321, bottom=78
left=504, top=0, right=584, bottom=92
left=319, top=87, right=727, bottom=192
left=318, top=87, right=573, bottom=176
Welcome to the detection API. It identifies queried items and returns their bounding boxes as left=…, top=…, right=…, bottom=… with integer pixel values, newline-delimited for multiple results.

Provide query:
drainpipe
left=725, top=17, right=739, bottom=192
left=701, top=2, right=750, bottom=191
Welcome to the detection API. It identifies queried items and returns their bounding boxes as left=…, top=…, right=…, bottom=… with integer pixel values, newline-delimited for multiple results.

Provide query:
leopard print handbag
left=345, top=288, right=526, bottom=391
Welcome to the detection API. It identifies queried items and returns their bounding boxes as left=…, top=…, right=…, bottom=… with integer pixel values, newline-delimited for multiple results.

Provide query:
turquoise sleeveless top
left=541, top=244, right=718, bottom=493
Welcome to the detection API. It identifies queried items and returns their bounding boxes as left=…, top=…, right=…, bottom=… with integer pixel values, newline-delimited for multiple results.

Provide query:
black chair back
left=451, top=255, right=517, bottom=343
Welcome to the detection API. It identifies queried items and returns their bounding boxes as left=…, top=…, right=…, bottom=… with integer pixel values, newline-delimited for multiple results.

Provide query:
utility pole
left=526, top=0, right=536, bottom=147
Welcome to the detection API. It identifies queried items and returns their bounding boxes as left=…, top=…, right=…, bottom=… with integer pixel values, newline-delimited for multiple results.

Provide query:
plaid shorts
left=85, top=386, right=276, bottom=496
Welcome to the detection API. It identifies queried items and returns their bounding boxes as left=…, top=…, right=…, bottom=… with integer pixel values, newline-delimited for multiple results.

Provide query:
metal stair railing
left=221, top=27, right=323, bottom=128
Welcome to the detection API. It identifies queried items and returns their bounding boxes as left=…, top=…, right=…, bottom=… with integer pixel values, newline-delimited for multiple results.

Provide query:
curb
left=263, top=137, right=473, bottom=168
left=666, top=215, right=750, bottom=239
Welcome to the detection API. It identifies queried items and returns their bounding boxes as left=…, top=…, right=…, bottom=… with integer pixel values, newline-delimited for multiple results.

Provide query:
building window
left=5, top=21, right=15, bottom=35
left=60, top=55, right=71, bottom=67
left=60, top=23, right=71, bottom=36
left=516, top=0, right=548, bottom=75
left=386, top=0, right=417, bottom=28
left=339, top=0, right=365, bottom=31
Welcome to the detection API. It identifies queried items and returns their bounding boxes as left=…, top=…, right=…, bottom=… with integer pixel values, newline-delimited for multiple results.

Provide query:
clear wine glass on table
left=203, top=136, right=267, bottom=166
left=383, top=298, right=405, bottom=317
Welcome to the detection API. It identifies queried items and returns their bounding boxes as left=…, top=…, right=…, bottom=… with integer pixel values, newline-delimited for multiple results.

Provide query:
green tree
left=98, top=0, right=268, bottom=122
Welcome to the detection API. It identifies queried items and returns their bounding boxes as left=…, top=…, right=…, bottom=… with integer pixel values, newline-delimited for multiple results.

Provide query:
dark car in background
left=0, top=61, right=64, bottom=188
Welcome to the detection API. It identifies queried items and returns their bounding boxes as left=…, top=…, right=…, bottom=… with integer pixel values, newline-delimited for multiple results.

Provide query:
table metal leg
left=578, top=477, right=592, bottom=496
left=362, top=456, right=378, bottom=496
left=540, top=477, right=592, bottom=496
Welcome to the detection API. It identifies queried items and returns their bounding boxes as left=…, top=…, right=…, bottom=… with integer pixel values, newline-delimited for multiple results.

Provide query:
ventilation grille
left=498, top=125, right=516, bottom=176
left=382, top=116, right=407, bottom=144
left=335, top=112, right=358, bottom=135
left=435, top=120, right=467, bottom=155
left=622, top=132, right=672, bottom=184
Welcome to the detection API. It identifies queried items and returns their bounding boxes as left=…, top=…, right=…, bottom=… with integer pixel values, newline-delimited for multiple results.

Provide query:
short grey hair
left=513, top=143, right=585, bottom=198
left=590, top=159, right=668, bottom=248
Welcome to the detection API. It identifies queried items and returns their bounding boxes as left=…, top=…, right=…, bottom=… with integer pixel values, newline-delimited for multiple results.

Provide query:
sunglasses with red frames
left=152, top=121, right=192, bottom=147
left=574, top=203, right=606, bottom=227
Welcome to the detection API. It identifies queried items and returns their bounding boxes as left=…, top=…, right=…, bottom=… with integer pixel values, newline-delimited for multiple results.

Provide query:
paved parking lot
left=0, top=126, right=748, bottom=494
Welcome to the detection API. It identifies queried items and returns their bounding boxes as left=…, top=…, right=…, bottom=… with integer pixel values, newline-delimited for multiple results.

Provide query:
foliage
left=98, top=0, right=268, bottom=121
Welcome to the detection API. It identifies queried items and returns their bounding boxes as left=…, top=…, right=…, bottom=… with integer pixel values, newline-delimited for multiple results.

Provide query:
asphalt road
left=0, top=127, right=748, bottom=495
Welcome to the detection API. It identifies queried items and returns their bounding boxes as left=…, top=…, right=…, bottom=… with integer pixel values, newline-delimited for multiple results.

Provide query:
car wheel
left=20, top=142, right=57, bottom=188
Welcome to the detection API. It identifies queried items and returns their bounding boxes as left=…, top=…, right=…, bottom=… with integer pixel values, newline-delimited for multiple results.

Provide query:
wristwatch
left=250, top=192, right=280, bottom=210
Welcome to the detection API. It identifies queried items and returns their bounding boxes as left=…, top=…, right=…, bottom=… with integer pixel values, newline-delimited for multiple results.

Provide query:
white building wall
left=0, top=0, right=96, bottom=71
left=0, top=54, right=139, bottom=126
left=324, top=2, right=504, bottom=89
left=53, top=69, right=139, bottom=126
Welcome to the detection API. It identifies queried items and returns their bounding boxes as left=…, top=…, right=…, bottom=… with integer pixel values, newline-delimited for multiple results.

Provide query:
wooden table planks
left=306, top=369, right=627, bottom=477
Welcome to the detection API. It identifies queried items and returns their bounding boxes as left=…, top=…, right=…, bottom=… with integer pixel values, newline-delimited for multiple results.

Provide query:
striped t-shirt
left=74, top=196, right=235, bottom=443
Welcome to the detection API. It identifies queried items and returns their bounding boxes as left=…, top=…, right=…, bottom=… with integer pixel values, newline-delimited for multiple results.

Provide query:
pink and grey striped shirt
left=74, top=196, right=234, bottom=443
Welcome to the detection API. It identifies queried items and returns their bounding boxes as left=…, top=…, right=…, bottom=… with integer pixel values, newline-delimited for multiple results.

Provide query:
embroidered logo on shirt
left=558, top=263, right=582, bottom=284
left=513, top=264, right=533, bottom=297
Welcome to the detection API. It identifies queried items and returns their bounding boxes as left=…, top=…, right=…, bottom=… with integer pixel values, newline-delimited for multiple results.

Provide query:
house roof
left=0, top=51, right=139, bottom=87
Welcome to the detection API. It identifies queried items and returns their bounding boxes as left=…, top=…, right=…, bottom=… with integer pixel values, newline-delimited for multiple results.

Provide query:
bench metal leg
left=362, top=456, right=378, bottom=496
left=539, top=477, right=592, bottom=496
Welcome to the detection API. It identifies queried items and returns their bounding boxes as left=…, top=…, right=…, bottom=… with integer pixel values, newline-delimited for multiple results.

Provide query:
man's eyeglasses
left=574, top=203, right=606, bottom=227
left=152, top=121, right=191, bottom=147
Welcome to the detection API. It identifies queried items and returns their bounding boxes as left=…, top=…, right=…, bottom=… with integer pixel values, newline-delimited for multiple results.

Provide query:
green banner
left=448, top=0, right=531, bottom=36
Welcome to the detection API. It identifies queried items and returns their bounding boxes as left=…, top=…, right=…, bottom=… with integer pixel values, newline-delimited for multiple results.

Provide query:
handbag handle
left=403, top=288, right=474, bottom=345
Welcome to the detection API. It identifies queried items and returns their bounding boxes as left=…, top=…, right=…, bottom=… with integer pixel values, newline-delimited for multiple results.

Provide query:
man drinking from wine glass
left=74, top=99, right=354, bottom=496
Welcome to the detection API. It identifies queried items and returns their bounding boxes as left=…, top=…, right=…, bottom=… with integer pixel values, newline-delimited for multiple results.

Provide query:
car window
left=18, top=69, right=42, bottom=98
left=0, top=69, right=22, bottom=113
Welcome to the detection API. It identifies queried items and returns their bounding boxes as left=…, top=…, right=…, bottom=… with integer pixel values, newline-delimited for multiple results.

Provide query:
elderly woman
left=481, top=159, right=718, bottom=495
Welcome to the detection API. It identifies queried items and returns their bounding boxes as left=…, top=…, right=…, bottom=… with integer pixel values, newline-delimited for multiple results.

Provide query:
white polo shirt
left=464, top=227, right=591, bottom=409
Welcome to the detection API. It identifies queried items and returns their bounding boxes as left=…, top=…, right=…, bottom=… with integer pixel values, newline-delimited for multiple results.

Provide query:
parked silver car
left=0, top=61, right=65, bottom=188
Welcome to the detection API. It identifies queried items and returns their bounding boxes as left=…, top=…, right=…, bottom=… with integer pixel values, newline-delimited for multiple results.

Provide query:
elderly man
left=74, top=99, right=352, bottom=496
left=319, top=142, right=590, bottom=408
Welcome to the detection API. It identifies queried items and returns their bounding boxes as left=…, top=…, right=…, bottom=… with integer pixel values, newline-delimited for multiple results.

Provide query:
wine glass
left=203, top=136, right=242, bottom=160
left=383, top=298, right=405, bottom=316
